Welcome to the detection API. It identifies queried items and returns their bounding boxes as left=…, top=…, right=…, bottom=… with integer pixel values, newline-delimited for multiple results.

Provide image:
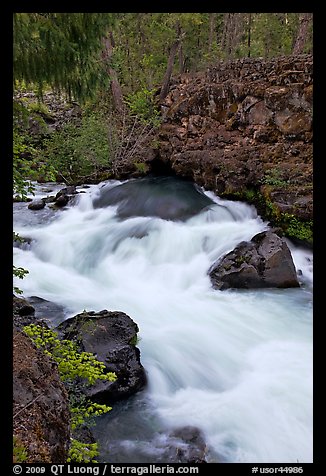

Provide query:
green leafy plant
left=42, top=113, right=110, bottom=183
left=13, top=101, right=57, bottom=200
left=23, top=324, right=116, bottom=385
left=133, top=162, right=149, bottom=175
left=282, top=214, right=313, bottom=243
left=13, top=436, right=28, bottom=463
left=67, top=439, right=99, bottom=463
left=13, top=265, right=29, bottom=295
left=70, top=402, right=112, bottom=430
left=126, top=87, right=161, bottom=127
left=262, top=169, right=289, bottom=187
left=23, top=324, right=116, bottom=463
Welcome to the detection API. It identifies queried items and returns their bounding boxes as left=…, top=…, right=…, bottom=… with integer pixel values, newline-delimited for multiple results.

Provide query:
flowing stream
left=13, top=177, right=313, bottom=463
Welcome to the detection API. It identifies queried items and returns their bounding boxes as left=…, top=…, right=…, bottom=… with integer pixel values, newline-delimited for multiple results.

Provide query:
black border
left=6, top=5, right=321, bottom=474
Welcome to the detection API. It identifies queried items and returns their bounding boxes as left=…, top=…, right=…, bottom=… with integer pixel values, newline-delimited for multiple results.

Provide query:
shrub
left=23, top=324, right=116, bottom=463
left=125, top=87, right=161, bottom=127
left=42, top=113, right=110, bottom=182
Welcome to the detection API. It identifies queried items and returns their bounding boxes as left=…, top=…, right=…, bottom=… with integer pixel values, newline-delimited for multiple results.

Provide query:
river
left=13, top=177, right=313, bottom=463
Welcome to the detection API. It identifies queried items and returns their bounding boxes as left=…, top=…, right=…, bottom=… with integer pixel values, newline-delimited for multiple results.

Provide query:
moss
left=13, top=436, right=28, bottom=463
left=221, top=186, right=313, bottom=245
left=129, top=334, right=140, bottom=346
left=80, top=319, right=98, bottom=336
left=281, top=214, right=313, bottom=243
left=235, top=256, right=246, bottom=266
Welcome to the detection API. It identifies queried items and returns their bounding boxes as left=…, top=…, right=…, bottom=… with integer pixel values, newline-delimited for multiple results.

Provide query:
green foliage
left=42, top=113, right=110, bottom=182
left=13, top=100, right=57, bottom=198
left=23, top=324, right=116, bottom=385
left=133, top=162, right=149, bottom=175
left=235, top=256, right=246, bottom=266
left=13, top=130, right=37, bottom=200
left=222, top=187, right=313, bottom=245
left=67, top=439, right=99, bottom=463
left=13, top=13, right=115, bottom=102
left=282, top=215, right=313, bottom=243
left=13, top=436, right=28, bottom=463
left=23, top=324, right=116, bottom=463
left=262, top=170, right=289, bottom=187
left=129, top=334, right=140, bottom=346
left=125, top=88, right=161, bottom=126
left=70, top=402, right=112, bottom=430
left=13, top=264, right=29, bottom=295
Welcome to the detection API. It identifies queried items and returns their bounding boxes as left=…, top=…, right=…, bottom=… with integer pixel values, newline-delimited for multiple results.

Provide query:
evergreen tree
left=13, top=13, right=115, bottom=101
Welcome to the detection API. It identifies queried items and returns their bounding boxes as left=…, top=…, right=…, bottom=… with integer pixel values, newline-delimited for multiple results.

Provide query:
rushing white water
left=13, top=179, right=313, bottom=463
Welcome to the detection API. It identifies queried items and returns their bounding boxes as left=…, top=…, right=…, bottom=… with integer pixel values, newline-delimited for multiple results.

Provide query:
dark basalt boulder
left=209, top=231, right=300, bottom=290
left=13, top=295, right=35, bottom=316
left=54, top=194, right=70, bottom=207
left=54, top=185, right=78, bottom=207
left=28, top=296, right=67, bottom=326
left=55, top=186, right=77, bottom=198
left=57, top=310, right=147, bottom=402
left=93, top=176, right=214, bottom=221
left=28, top=199, right=45, bottom=210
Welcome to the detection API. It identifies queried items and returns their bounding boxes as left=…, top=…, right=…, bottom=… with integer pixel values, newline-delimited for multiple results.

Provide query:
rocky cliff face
left=151, top=54, right=312, bottom=244
left=13, top=329, right=70, bottom=463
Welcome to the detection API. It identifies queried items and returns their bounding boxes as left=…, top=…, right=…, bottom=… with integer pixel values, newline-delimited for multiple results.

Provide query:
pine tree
left=13, top=13, right=115, bottom=101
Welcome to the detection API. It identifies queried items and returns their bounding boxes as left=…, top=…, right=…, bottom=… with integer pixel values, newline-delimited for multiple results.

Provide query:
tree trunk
left=209, top=13, right=216, bottom=55
left=179, top=43, right=185, bottom=74
left=102, top=32, right=125, bottom=113
left=159, top=39, right=180, bottom=102
left=293, top=13, right=312, bottom=54
left=247, top=13, right=252, bottom=57
left=222, top=13, right=242, bottom=59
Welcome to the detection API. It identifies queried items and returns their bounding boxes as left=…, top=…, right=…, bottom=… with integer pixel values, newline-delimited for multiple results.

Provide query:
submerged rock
left=57, top=310, right=147, bottom=402
left=93, top=176, right=214, bottom=221
left=209, top=231, right=300, bottom=290
left=166, top=426, right=207, bottom=463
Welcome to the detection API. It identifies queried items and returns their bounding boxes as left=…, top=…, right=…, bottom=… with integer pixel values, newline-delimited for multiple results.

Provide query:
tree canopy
left=13, top=13, right=115, bottom=101
left=13, top=13, right=313, bottom=102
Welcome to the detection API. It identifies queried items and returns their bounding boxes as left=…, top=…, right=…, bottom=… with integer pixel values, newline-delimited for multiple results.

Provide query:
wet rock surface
left=93, top=176, right=214, bottom=221
left=57, top=310, right=147, bottom=402
left=209, top=231, right=300, bottom=290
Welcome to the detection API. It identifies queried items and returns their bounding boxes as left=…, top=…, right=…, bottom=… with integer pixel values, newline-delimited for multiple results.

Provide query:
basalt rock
left=57, top=310, right=147, bottom=403
left=167, top=426, right=207, bottom=463
left=147, top=55, right=313, bottom=235
left=93, top=176, right=214, bottom=221
left=209, top=231, right=300, bottom=290
left=13, top=296, right=36, bottom=330
left=55, top=186, right=77, bottom=198
left=28, top=199, right=46, bottom=211
left=13, top=329, right=70, bottom=463
left=54, top=194, right=69, bottom=207
left=53, top=185, right=78, bottom=207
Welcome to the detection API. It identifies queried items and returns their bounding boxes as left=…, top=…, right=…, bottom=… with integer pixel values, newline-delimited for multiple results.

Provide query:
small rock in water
left=55, top=195, right=69, bottom=207
left=28, top=199, right=45, bottom=210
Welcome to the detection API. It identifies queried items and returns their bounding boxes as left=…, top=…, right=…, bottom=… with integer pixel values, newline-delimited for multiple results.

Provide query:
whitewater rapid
left=13, top=180, right=313, bottom=463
